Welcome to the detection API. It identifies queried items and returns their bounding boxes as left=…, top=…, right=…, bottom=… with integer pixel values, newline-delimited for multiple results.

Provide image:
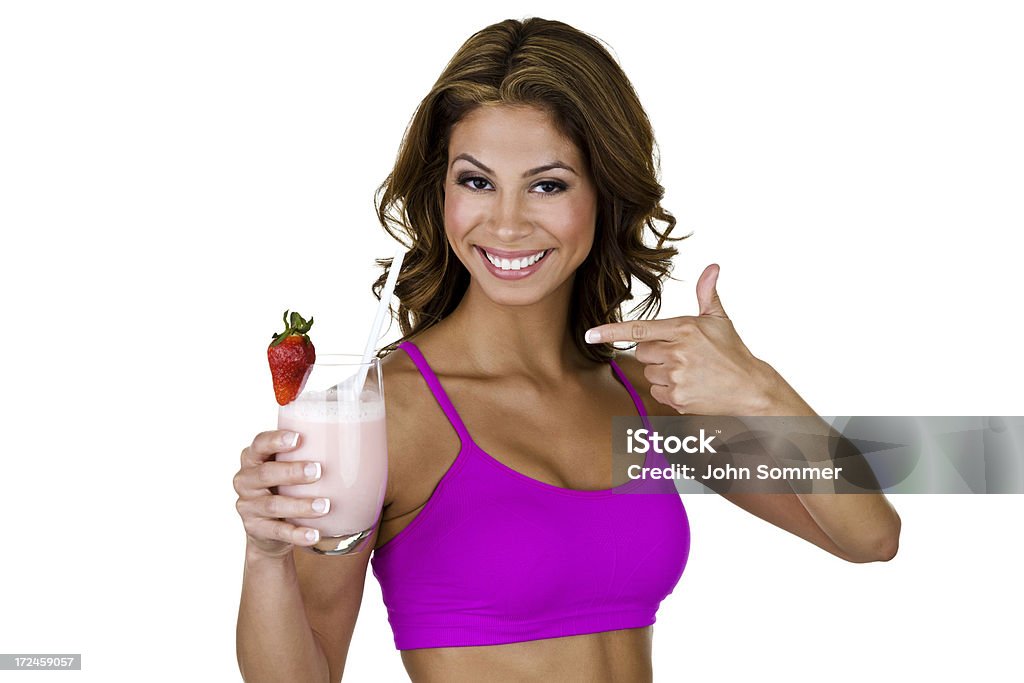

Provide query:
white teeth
left=482, top=249, right=548, bottom=271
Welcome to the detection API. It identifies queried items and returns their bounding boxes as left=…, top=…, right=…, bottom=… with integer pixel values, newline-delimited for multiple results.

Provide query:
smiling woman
left=233, top=15, right=899, bottom=683
left=371, top=18, right=686, bottom=362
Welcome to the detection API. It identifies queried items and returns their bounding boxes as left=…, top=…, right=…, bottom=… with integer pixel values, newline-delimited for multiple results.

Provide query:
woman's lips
left=474, top=245, right=552, bottom=281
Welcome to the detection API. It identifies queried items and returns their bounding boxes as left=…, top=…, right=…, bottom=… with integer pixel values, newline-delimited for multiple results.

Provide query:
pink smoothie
left=276, top=393, right=387, bottom=537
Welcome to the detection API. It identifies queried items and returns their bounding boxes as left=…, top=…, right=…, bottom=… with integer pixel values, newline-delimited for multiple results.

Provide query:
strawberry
left=268, top=310, right=316, bottom=405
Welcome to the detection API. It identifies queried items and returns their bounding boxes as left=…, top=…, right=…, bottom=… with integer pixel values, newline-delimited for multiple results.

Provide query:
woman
left=234, top=17, right=901, bottom=682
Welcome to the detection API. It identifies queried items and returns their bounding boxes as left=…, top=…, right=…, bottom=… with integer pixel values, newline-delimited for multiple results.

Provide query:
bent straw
left=351, top=244, right=406, bottom=400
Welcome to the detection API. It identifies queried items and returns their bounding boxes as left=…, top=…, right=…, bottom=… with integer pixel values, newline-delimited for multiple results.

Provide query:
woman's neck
left=440, top=278, right=591, bottom=379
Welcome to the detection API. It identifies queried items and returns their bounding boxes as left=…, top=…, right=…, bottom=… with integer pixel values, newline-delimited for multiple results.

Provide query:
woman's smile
left=474, top=245, right=554, bottom=280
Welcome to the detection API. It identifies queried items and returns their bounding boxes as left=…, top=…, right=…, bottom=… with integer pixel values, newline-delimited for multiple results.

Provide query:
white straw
left=352, top=244, right=406, bottom=398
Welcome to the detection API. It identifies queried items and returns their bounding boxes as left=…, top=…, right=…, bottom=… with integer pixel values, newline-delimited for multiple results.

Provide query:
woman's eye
left=533, top=181, right=566, bottom=195
left=457, top=175, right=566, bottom=195
left=459, top=176, right=493, bottom=191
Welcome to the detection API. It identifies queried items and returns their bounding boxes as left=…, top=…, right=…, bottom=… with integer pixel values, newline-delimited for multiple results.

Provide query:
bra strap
left=397, top=341, right=472, bottom=443
left=609, top=358, right=653, bottom=431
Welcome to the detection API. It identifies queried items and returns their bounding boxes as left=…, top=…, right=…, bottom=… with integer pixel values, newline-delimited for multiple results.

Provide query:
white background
left=1, top=1, right=1022, bottom=681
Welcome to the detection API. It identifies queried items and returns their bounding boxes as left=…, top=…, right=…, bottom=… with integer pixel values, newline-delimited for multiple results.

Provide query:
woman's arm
left=237, top=538, right=373, bottom=682
left=742, top=362, right=900, bottom=562
left=614, top=352, right=901, bottom=563
left=234, top=426, right=381, bottom=682
left=235, top=348, right=425, bottom=681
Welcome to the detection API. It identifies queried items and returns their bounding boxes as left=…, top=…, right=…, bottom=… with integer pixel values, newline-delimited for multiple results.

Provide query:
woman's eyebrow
left=451, top=153, right=578, bottom=178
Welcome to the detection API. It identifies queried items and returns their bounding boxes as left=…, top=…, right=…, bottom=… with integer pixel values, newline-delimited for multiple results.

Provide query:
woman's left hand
left=585, top=264, right=784, bottom=416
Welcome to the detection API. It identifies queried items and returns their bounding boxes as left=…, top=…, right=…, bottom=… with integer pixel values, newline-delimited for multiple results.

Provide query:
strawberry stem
left=269, top=309, right=315, bottom=348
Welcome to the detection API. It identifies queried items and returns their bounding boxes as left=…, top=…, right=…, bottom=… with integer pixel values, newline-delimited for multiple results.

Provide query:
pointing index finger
left=585, top=319, right=678, bottom=344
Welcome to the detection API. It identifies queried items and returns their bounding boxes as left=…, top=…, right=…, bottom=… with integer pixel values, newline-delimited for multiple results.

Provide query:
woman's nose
left=488, top=193, right=533, bottom=242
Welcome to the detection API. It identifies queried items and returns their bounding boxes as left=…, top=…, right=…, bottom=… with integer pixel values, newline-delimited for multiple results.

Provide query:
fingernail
left=585, top=329, right=601, bottom=343
left=312, top=498, right=330, bottom=514
left=304, top=462, right=321, bottom=480
left=305, top=529, right=319, bottom=543
left=281, top=432, right=299, bottom=448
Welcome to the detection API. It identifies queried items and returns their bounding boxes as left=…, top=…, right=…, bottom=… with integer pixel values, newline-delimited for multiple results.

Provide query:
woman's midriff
left=399, top=626, right=654, bottom=683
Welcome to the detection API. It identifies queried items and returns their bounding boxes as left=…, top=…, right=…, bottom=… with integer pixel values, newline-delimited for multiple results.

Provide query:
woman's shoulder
left=378, top=331, right=453, bottom=398
left=379, top=342, right=419, bottom=388
left=378, top=339, right=463, bottom=508
left=612, top=349, right=678, bottom=418
left=379, top=342, right=439, bottom=437
left=611, top=350, right=649, bottom=398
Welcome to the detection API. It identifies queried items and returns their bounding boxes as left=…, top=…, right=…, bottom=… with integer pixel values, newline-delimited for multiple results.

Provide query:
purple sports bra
left=369, top=341, right=690, bottom=650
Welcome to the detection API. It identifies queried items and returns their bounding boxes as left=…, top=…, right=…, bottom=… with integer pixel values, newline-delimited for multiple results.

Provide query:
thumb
left=696, top=263, right=728, bottom=318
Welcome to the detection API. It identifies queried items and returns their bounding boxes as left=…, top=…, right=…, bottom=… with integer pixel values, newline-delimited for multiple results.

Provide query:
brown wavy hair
left=372, top=17, right=688, bottom=362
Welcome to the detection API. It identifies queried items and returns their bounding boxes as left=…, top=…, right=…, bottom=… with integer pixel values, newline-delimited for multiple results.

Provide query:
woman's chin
left=466, top=275, right=571, bottom=309
left=477, top=286, right=548, bottom=308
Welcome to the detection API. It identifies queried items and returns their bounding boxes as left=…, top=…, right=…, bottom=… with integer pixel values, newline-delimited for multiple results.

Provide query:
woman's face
left=444, top=104, right=598, bottom=308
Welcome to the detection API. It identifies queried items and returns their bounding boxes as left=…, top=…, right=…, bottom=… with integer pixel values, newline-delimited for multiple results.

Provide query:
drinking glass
left=275, top=355, right=387, bottom=555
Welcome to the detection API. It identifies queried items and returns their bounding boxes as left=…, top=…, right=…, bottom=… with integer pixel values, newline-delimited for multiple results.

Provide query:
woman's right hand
left=233, top=429, right=330, bottom=559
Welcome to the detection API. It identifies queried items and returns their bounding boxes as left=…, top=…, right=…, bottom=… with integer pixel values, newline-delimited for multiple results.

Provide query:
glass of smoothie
left=275, top=354, right=387, bottom=555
